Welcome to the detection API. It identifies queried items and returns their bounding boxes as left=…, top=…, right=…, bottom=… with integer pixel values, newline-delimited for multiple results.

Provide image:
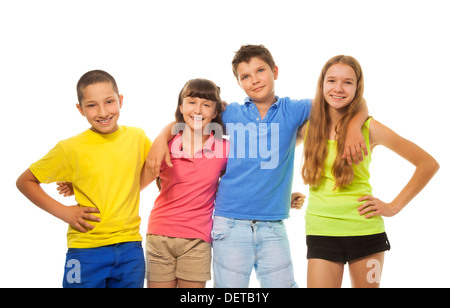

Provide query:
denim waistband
left=213, top=215, right=282, bottom=227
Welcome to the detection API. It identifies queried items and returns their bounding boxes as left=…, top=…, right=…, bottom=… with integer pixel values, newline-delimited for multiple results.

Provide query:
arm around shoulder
left=343, top=98, right=369, bottom=165
left=296, top=122, right=308, bottom=146
left=146, top=121, right=176, bottom=177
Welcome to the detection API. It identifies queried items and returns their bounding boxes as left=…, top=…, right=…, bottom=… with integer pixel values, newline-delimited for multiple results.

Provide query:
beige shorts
left=145, top=234, right=211, bottom=282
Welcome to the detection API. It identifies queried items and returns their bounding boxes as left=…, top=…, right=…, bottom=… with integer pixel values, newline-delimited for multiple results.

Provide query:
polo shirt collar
left=172, top=132, right=217, bottom=157
left=244, top=96, right=280, bottom=108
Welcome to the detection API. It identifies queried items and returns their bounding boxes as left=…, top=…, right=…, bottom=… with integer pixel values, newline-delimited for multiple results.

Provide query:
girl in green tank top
left=296, top=55, right=439, bottom=288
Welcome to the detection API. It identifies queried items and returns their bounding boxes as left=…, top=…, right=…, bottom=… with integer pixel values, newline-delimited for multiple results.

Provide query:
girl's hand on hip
left=357, top=195, right=400, bottom=218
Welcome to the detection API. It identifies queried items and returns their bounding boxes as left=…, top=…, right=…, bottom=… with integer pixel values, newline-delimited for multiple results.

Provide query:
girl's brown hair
left=175, top=78, right=225, bottom=136
left=302, top=55, right=365, bottom=189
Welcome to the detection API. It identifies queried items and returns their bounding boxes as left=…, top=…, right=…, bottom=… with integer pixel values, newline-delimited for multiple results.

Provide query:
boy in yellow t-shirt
left=16, top=70, right=151, bottom=288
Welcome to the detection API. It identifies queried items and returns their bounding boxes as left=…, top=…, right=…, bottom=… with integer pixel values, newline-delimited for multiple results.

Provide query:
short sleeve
left=29, top=142, right=72, bottom=184
left=221, top=102, right=240, bottom=125
left=283, top=98, right=312, bottom=128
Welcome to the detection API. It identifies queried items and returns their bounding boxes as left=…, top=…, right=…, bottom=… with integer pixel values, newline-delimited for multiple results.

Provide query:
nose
left=98, top=104, right=108, bottom=117
left=194, top=102, right=202, bottom=114
left=334, top=81, right=344, bottom=92
left=252, top=74, right=260, bottom=84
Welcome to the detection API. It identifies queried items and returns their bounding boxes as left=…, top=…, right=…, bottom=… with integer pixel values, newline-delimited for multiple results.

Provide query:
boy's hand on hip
left=60, top=205, right=101, bottom=233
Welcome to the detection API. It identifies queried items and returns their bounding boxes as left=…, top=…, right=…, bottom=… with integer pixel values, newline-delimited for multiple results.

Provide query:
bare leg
left=349, top=252, right=385, bottom=288
left=307, top=258, right=345, bottom=288
left=147, top=280, right=177, bottom=288
left=147, top=279, right=205, bottom=288
left=177, top=279, right=206, bottom=288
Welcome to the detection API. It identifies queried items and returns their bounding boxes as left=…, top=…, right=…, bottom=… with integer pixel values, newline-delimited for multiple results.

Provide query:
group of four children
left=16, top=44, right=439, bottom=288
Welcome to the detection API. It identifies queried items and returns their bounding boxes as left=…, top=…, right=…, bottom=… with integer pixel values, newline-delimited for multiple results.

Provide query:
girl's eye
left=258, top=69, right=264, bottom=73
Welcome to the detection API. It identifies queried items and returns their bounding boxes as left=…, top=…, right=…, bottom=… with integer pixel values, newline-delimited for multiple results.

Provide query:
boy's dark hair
left=231, top=44, right=276, bottom=79
left=76, top=70, right=119, bottom=105
left=175, top=78, right=225, bottom=135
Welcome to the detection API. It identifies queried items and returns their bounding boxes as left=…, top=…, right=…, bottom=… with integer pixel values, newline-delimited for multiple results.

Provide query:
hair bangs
left=180, top=79, right=221, bottom=102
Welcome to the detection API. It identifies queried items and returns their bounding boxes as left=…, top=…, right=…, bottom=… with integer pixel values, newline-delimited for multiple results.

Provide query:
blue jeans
left=62, top=241, right=145, bottom=288
left=212, top=216, right=297, bottom=288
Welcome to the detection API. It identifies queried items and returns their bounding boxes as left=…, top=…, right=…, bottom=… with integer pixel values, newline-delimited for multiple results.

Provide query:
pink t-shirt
left=147, top=133, right=229, bottom=242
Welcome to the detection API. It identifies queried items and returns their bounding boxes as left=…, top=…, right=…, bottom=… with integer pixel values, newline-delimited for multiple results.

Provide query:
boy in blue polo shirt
left=147, top=45, right=368, bottom=287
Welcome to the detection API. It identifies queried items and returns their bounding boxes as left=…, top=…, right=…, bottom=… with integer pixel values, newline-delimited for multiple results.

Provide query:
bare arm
left=146, top=121, right=176, bottom=177
left=358, top=119, right=439, bottom=218
left=308, top=97, right=369, bottom=163
left=140, top=161, right=157, bottom=191
left=296, top=123, right=308, bottom=146
left=343, top=98, right=369, bottom=165
left=16, top=169, right=100, bottom=232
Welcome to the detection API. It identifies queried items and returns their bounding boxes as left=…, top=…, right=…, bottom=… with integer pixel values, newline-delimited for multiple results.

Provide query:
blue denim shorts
left=211, top=216, right=297, bottom=288
left=62, top=241, right=145, bottom=288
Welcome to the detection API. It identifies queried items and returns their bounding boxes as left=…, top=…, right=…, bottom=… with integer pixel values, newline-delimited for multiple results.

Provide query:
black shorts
left=306, top=232, right=391, bottom=264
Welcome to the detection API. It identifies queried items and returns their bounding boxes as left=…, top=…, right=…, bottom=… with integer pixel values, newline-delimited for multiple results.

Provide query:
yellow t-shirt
left=305, top=118, right=385, bottom=236
left=30, top=126, right=151, bottom=248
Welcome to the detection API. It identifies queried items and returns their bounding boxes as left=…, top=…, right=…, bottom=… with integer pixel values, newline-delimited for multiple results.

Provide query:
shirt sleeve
left=221, top=102, right=240, bottom=125
left=29, top=142, right=72, bottom=184
left=284, top=98, right=312, bottom=128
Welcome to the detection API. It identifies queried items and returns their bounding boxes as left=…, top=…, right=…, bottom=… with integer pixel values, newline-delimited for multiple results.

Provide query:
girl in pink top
left=141, top=79, right=229, bottom=288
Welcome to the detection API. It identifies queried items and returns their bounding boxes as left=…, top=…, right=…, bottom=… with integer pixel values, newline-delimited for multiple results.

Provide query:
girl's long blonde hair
left=302, top=55, right=365, bottom=189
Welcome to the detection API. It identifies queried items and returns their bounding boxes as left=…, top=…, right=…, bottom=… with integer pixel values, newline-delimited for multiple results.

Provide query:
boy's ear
left=76, top=103, right=85, bottom=117
left=119, top=95, right=124, bottom=109
left=273, top=65, right=279, bottom=80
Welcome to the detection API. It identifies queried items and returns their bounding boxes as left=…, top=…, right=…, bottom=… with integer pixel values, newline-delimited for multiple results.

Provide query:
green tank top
left=305, top=118, right=385, bottom=236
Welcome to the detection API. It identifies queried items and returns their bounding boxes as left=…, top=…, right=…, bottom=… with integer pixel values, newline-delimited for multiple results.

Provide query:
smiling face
left=76, top=82, right=123, bottom=134
left=180, top=96, right=217, bottom=133
left=323, top=63, right=357, bottom=114
left=236, top=57, right=278, bottom=106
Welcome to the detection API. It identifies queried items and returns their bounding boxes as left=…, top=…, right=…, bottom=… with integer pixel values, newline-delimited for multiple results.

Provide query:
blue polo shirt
left=215, top=96, right=311, bottom=220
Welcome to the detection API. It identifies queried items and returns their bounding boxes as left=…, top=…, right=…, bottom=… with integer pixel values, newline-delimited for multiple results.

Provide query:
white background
left=1, top=0, right=448, bottom=288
